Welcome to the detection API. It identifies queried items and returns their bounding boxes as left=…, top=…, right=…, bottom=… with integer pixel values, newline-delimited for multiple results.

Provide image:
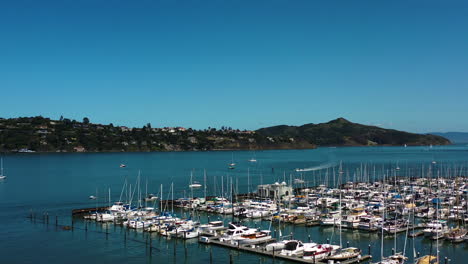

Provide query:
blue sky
left=1, top=0, right=467, bottom=132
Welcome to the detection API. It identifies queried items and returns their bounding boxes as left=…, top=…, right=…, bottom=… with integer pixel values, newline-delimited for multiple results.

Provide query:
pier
left=200, top=237, right=372, bottom=264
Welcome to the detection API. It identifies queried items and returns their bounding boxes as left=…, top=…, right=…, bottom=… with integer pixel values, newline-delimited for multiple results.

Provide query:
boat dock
left=200, top=237, right=372, bottom=264
left=72, top=206, right=109, bottom=216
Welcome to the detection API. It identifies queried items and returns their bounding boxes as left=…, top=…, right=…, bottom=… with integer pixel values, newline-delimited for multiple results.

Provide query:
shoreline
left=0, top=143, right=454, bottom=155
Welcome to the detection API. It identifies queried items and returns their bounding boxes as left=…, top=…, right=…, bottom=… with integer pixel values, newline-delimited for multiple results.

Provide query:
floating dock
left=200, top=237, right=372, bottom=264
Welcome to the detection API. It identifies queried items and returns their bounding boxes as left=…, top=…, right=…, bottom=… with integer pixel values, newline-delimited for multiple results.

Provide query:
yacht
left=96, top=211, right=115, bottom=222
left=358, top=215, right=382, bottom=231
left=320, top=211, right=341, bottom=226
left=219, top=223, right=256, bottom=243
left=422, top=220, right=448, bottom=237
left=383, top=219, right=410, bottom=234
left=341, top=208, right=367, bottom=229
left=235, top=230, right=272, bottom=245
left=280, top=240, right=309, bottom=257
left=199, top=221, right=225, bottom=236
left=265, top=240, right=291, bottom=252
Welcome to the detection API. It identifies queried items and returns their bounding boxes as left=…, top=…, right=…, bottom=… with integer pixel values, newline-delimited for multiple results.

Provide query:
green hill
left=0, top=116, right=450, bottom=153
left=257, top=118, right=450, bottom=146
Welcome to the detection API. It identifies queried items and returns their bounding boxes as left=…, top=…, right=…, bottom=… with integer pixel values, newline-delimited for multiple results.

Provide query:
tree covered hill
left=0, top=116, right=450, bottom=153
left=0, top=116, right=314, bottom=152
left=256, top=118, right=451, bottom=146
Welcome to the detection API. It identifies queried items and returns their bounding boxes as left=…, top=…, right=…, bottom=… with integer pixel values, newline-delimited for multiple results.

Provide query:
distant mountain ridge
left=428, top=132, right=468, bottom=144
left=256, top=118, right=451, bottom=146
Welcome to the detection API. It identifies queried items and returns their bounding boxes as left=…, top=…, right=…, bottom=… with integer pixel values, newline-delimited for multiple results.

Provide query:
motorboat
left=422, top=220, right=448, bottom=237
left=96, top=211, right=115, bottom=222
left=358, top=215, right=382, bottom=231
left=145, top=194, right=158, bottom=202
left=341, top=208, right=367, bottom=229
left=265, top=240, right=291, bottom=252
left=320, top=211, right=341, bottom=226
left=280, top=240, right=308, bottom=257
left=219, top=222, right=256, bottom=243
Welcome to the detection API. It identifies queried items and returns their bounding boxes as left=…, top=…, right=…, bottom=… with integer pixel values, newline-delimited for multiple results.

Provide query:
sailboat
left=0, top=158, right=6, bottom=179
left=228, top=153, right=236, bottom=169
left=372, top=176, right=407, bottom=264
left=189, top=171, right=202, bottom=188
left=248, top=152, right=257, bottom=162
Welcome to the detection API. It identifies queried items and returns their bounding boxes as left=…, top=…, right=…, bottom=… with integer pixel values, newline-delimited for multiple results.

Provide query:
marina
left=1, top=146, right=468, bottom=263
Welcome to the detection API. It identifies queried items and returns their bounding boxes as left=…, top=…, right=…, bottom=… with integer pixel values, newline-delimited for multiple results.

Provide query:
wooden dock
left=200, top=237, right=372, bottom=264
left=72, top=206, right=109, bottom=216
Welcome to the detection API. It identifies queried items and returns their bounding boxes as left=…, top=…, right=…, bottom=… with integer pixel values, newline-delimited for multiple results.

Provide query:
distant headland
left=0, top=116, right=450, bottom=153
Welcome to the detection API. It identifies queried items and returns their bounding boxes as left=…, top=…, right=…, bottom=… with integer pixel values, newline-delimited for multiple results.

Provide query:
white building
left=257, top=182, right=293, bottom=200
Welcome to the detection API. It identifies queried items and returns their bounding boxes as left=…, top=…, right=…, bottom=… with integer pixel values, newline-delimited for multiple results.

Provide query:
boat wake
left=295, top=162, right=338, bottom=172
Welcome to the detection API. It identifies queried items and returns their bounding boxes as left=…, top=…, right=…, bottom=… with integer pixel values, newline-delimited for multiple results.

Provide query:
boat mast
left=160, top=184, right=163, bottom=214
left=247, top=168, right=250, bottom=198
left=145, top=178, right=148, bottom=208
left=204, top=169, right=207, bottom=201
left=338, top=162, right=343, bottom=248
left=171, top=182, right=174, bottom=215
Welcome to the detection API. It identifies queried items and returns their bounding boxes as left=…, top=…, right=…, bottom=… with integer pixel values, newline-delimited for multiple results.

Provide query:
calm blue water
left=0, top=145, right=467, bottom=263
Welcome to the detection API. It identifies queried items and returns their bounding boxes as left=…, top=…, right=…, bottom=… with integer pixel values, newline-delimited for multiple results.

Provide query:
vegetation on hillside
left=0, top=116, right=450, bottom=153
left=257, top=118, right=451, bottom=146
left=0, top=116, right=314, bottom=152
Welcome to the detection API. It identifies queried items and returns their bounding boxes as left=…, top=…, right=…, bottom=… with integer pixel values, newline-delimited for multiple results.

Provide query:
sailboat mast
left=145, top=178, right=148, bottom=208
left=204, top=169, right=207, bottom=201
left=171, top=182, right=174, bottom=214
left=160, top=184, right=163, bottom=214
left=247, top=168, right=250, bottom=198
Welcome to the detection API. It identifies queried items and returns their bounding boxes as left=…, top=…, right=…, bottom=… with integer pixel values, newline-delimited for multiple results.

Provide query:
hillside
left=0, top=116, right=315, bottom=153
left=256, top=118, right=451, bottom=146
left=428, top=132, right=468, bottom=144
left=0, top=116, right=450, bottom=153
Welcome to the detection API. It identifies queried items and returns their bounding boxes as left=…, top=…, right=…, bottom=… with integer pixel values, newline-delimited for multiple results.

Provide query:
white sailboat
left=248, top=152, right=257, bottom=162
left=0, top=158, right=6, bottom=179
left=189, top=171, right=202, bottom=188
left=228, top=153, right=236, bottom=169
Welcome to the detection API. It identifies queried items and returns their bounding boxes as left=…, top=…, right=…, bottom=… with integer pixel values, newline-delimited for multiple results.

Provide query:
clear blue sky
left=1, top=0, right=467, bottom=132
